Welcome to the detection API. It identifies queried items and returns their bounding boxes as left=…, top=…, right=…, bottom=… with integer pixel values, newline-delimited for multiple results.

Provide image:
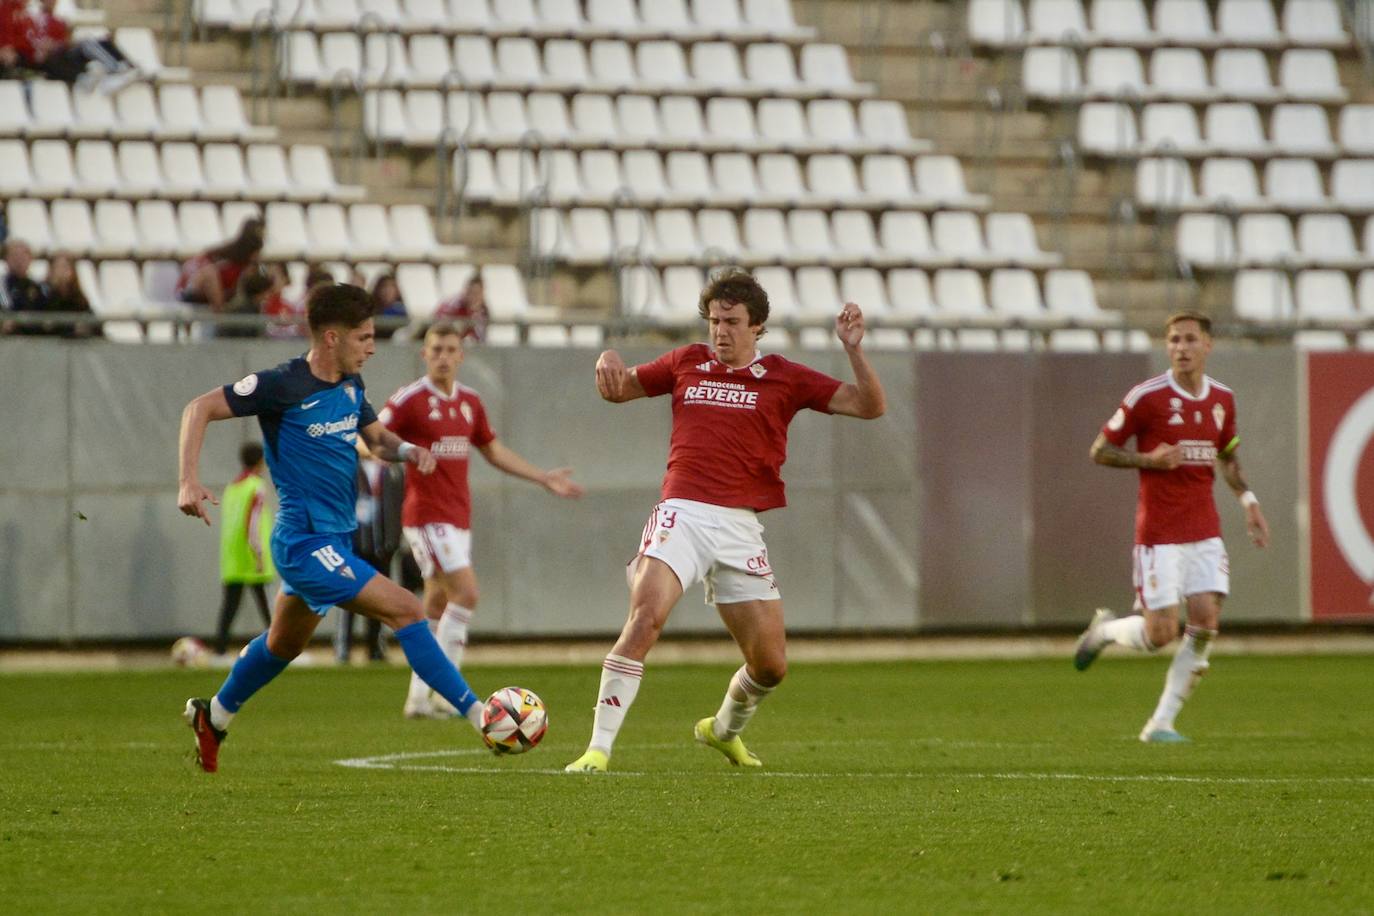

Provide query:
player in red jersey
left=381, top=321, right=584, bottom=718
left=1074, top=311, right=1270, bottom=743
left=565, top=268, right=887, bottom=773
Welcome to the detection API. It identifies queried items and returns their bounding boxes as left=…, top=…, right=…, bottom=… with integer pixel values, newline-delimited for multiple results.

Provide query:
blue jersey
left=222, top=357, right=378, bottom=536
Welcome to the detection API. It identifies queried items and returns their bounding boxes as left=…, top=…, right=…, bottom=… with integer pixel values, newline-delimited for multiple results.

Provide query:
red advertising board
left=1309, top=354, right=1374, bottom=620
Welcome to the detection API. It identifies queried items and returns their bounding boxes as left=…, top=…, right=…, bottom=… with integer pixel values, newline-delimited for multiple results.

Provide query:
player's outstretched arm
left=827, top=303, right=886, bottom=419
left=1090, top=433, right=1182, bottom=470
left=477, top=440, right=586, bottom=498
left=177, top=388, right=235, bottom=525
left=595, top=349, right=647, bottom=403
left=1219, top=452, right=1270, bottom=548
left=360, top=420, right=436, bottom=474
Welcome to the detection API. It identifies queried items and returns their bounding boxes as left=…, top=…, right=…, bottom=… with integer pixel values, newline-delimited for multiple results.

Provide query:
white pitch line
left=333, top=749, right=1374, bottom=785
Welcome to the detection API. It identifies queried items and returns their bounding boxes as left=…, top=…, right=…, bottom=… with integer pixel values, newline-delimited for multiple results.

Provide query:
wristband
left=398, top=442, right=417, bottom=461
left=1239, top=490, right=1259, bottom=508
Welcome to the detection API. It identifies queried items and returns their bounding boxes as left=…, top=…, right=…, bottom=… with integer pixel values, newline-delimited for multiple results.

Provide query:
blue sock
left=214, top=632, right=291, bottom=714
left=395, top=620, right=479, bottom=715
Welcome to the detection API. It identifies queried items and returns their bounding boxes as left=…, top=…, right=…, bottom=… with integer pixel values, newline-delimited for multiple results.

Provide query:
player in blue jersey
left=176, top=283, right=486, bottom=773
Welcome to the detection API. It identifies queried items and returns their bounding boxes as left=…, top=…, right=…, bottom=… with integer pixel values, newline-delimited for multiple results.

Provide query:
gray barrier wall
left=0, top=339, right=1309, bottom=642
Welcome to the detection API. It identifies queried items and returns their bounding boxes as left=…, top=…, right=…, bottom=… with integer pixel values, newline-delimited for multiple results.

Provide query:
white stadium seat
left=1271, top=104, right=1338, bottom=157
left=93, top=199, right=138, bottom=258
left=969, top=0, right=1027, bottom=46
left=1199, top=158, right=1262, bottom=208
left=1149, top=48, right=1213, bottom=102
left=31, top=140, right=76, bottom=197
left=1091, top=0, right=1155, bottom=45
left=1236, top=213, right=1297, bottom=266
left=1028, top=0, right=1089, bottom=44
left=987, top=212, right=1062, bottom=268
left=51, top=199, right=97, bottom=256
left=1282, top=0, right=1347, bottom=46
left=1085, top=48, right=1146, bottom=100
left=1204, top=103, right=1269, bottom=156
left=1233, top=269, right=1294, bottom=322
left=1078, top=102, right=1138, bottom=156
left=1215, top=0, right=1283, bottom=47
left=202, top=143, right=249, bottom=200
left=1340, top=105, right=1374, bottom=156
left=1154, top=0, right=1220, bottom=47
left=160, top=142, right=207, bottom=199
left=0, top=141, right=32, bottom=198
left=1177, top=212, right=1237, bottom=267
left=1212, top=49, right=1279, bottom=103
left=73, top=140, right=119, bottom=197
left=1264, top=158, right=1330, bottom=210
left=1297, top=214, right=1364, bottom=268
left=1279, top=50, right=1347, bottom=103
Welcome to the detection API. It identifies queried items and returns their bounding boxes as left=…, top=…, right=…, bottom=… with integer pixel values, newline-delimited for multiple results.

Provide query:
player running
left=565, top=267, right=886, bottom=773
left=381, top=321, right=584, bottom=719
left=1073, top=311, right=1270, bottom=743
left=176, top=284, right=487, bottom=773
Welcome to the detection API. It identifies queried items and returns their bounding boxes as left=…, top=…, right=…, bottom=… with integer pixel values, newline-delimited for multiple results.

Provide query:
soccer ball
left=170, top=636, right=210, bottom=668
left=480, top=686, right=548, bottom=755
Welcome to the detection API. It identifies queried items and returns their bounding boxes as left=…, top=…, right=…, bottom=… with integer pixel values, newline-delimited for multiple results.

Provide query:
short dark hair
left=1165, top=310, right=1212, bottom=335
left=697, top=267, right=770, bottom=337
left=307, top=283, right=374, bottom=334
left=239, top=441, right=264, bottom=468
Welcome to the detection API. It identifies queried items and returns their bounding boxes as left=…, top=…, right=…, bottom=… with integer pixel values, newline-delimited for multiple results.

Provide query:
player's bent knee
left=751, top=658, right=787, bottom=687
left=1147, top=618, right=1180, bottom=648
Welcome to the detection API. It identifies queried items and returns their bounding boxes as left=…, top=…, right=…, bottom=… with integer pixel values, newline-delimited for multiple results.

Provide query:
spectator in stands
left=0, top=239, right=48, bottom=336
left=370, top=273, right=406, bottom=340
left=45, top=251, right=94, bottom=338
left=434, top=275, right=488, bottom=342
left=176, top=218, right=264, bottom=313
left=17, top=0, right=141, bottom=92
left=260, top=262, right=304, bottom=338
left=0, top=0, right=25, bottom=79
left=219, top=267, right=275, bottom=339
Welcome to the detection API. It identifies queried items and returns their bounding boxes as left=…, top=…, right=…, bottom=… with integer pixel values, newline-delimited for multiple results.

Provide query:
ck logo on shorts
left=312, top=545, right=348, bottom=573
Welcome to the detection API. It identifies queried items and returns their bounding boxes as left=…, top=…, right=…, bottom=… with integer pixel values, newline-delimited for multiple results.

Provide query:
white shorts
left=630, top=498, right=780, bottom=605
left=1132, top=537, right=1229, bottom=612
left=403, top=523, right=472, bottom=579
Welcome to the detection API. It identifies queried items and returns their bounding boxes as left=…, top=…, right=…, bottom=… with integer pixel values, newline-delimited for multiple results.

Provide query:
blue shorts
left=272, top=529, right=377, bottom=615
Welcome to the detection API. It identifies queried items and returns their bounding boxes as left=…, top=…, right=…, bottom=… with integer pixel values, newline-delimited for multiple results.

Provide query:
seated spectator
left=18, top=0, right=141, bottom=92
left=261, top=262, right=305, bottom=338
left=434, top=275, right=488, bottom=342
left=370, top=272, right=406, bottom=340
left=1, top=239, right=49, bottom=336
left=45, top=251, right=95, bottom=338
left=0, top=0, right=25, bottom=79
left=219, top=267, right=275, bottom=338
left=176, top=218, right=264, bottom=313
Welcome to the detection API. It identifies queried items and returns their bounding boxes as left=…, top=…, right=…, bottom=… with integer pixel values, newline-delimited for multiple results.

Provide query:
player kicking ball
left=1074, top=311, right=1270, bottom=743
left=379, top=321, right=584, bottom=719
left=176, top=284, right=487, bottom=772
left=565, top=268, right=887, bottom=773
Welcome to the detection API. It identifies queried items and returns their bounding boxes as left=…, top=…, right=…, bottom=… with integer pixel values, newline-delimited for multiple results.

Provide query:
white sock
left=713, top=665, right=773, bottom=740
left=437, top=603, right=473, bottom=669
left=405, top=620, right=441, bottom=707
left=588, top=654, right=644, bottom=756
left=465, top=700, right=483, bottom=732
left=209, top=696, right=234, bottom=731
left=1098, top=615, right=1154, bottom=652
left=1149, top=626, right=1216, bottom=730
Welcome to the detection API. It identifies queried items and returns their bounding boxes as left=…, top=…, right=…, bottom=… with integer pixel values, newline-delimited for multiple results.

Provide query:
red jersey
left=18, top=9, right=69, bottom=62
left=176, top=253, right=250, bottom=300
left=636, top=344, right=842, bottom=512
left=1101, top=370, right=1239, bottom=546
left=379, top=376, right=495, bottom=528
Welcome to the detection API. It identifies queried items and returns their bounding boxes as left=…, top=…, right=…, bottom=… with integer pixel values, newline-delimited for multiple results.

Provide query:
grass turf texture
left=2, top=656, right=1371, bottom=914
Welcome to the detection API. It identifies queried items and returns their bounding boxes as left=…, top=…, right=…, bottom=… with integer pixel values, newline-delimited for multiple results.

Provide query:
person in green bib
left=215, top=442, right=276, bottom=656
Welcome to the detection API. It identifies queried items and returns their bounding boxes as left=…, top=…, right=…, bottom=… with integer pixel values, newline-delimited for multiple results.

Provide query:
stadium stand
left=0, top=0, right=1368, bottom=348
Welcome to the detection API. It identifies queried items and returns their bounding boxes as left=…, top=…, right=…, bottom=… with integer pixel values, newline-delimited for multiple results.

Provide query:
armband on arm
left=1239, top=490, right=1259, bottom=509
left=398, top=442, right=417, bottom=462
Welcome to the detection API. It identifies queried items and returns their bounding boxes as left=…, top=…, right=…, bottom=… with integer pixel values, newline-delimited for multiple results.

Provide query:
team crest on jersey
left=460, top=402, right=473, bottom=424
left=428, top=396, right=442, bottom=421
left=344, top=385, right=356, bottom=403
left=1213, top=403, right=1226, bottom=430
left=749, top=364, right=767, bottom=379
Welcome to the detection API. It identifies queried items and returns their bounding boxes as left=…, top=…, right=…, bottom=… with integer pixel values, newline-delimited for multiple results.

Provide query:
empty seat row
left=202, top=0, right=815, bottom=44
left=620, top=264, right=1125, bottom=350
left=5, top=199, right=458, bottom=262
left=1135, top=157, right=1374, bottom=212
left=0, top=80, right=271, bottom=142
left=533, top=207, right=1061, bottom=270
left=1177, top=213, right=1374, bottom=269
left=284, top=33, right=872, bottom=99
left=972, top=0, right=1348, bottom=48
left=1026, top=46, right=1346, bottom=103
left=365, top=89, right=928, bottom=155
left=0, top=140, right=359, bottom=203
left=454, top=149, right=989, bottom=210
left=1233, top=269, right=1374, bottom=328
left=1080, top=102, right=1357, bottom=157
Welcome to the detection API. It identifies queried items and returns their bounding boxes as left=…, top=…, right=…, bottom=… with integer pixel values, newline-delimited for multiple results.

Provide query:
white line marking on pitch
left=333, top=749, right=1374, bottom=785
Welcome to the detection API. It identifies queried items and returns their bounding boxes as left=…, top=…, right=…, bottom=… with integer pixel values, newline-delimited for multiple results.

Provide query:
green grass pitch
left=2, top=655, right=1371, bottom=913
